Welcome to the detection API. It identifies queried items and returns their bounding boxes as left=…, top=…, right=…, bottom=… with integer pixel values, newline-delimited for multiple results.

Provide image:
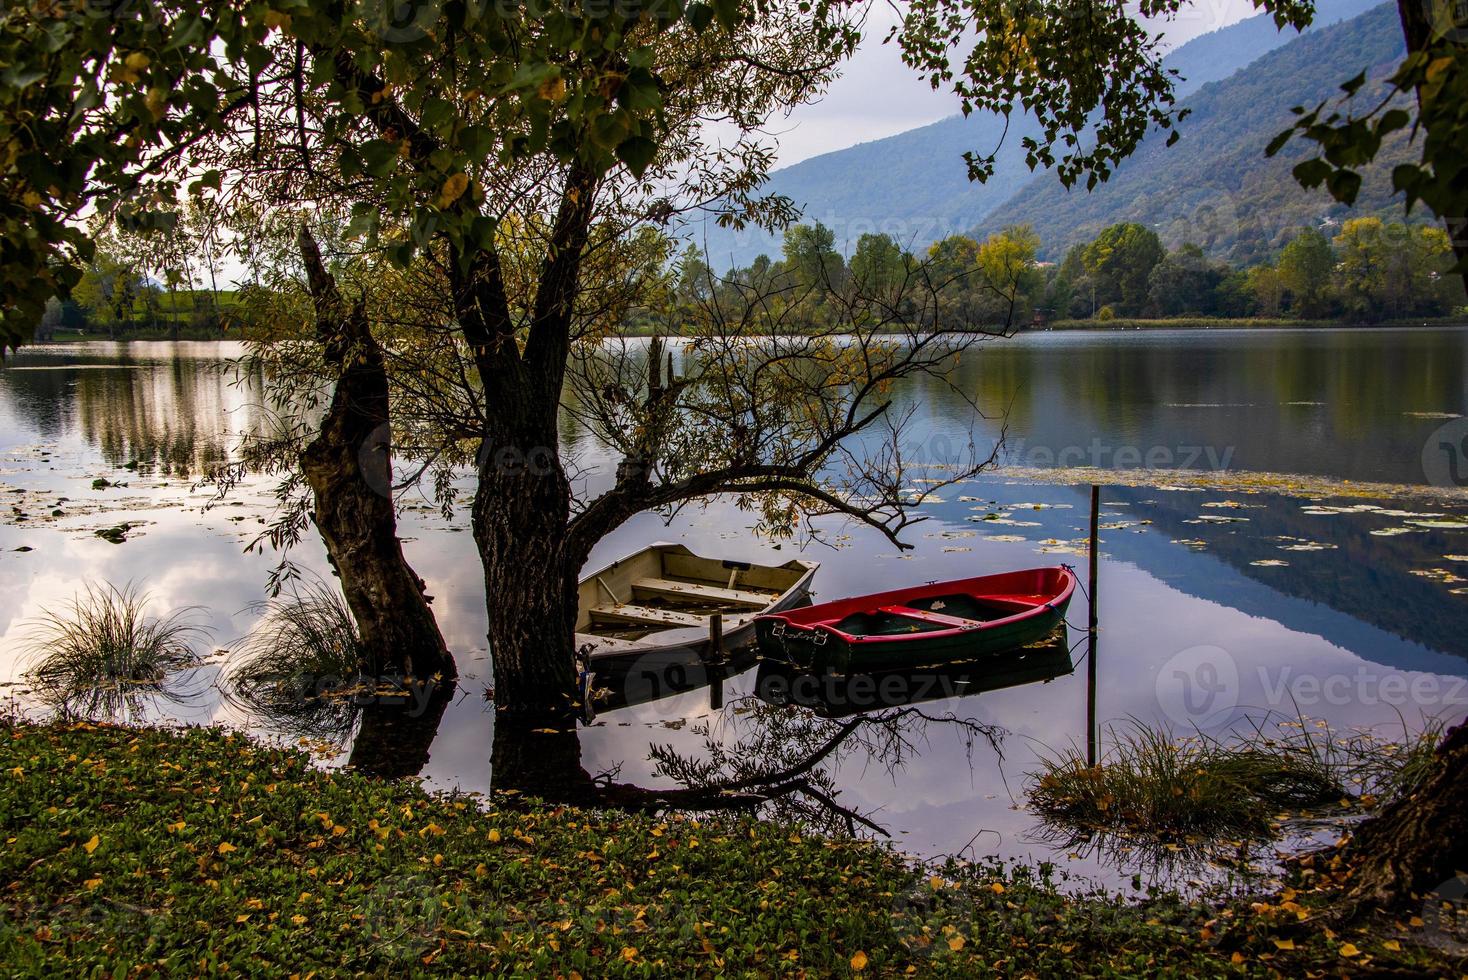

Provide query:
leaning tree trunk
left=297, top=227, right=454, bottom=681
left=472, top=430, right=581, bottom=720
left=1339, top=717, right=1468, bottom=907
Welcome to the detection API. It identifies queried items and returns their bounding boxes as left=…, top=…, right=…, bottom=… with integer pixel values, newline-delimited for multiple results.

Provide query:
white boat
left=575, top=543, right=818, bottom=662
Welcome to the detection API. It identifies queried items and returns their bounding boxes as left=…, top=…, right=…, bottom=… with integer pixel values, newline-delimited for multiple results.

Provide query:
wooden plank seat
left=631, top=577, right=773, bottom=608
left=876, top=605, right=983, bottom=629
left=589, top=603, right=709, bottom=629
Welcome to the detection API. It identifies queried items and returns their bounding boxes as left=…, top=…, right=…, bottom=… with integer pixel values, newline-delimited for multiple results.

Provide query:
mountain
left=976, top=2, right=1414, bottom=263
left=697, top=0, right=1389, bottom=270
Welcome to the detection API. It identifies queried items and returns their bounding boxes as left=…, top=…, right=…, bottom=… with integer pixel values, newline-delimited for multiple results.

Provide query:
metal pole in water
left=1087, top=484, right=1100, bottom=767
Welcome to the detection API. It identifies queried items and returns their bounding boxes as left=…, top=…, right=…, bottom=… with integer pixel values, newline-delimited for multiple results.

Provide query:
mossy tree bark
left=297, top=227, right=454, bottom=682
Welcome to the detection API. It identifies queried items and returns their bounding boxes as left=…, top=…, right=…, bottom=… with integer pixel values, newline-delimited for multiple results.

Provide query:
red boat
left=755, top=566, right=1076, bottom=673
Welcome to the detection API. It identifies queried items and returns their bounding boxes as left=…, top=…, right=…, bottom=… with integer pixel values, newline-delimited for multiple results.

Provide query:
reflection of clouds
left=4, top=342, right=1468, bottom=888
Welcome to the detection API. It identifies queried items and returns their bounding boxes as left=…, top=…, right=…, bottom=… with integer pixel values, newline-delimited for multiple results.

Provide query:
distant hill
left=696, top=0, right=1389, bottom=270
left=976, top=2, right=1415, bottom=263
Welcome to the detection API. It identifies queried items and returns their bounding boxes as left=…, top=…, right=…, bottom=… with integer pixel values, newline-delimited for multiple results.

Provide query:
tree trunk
left=472, top=442, right=581, bottom=719
left=1340, top=717, right=1468, bottom=907
left=1395, top=0, right=1468, bottom=293
left=297, top=227, right=454, bottom=681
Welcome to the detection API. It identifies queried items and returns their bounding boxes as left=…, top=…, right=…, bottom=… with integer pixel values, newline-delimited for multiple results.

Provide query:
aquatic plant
left=1027, top=716, right=1449, bottom=848
left=1027, top=722, right=1344, bottom=843
left=22, top=582, right=209, bottom=721
left=222, top=581, right=368, bottom=743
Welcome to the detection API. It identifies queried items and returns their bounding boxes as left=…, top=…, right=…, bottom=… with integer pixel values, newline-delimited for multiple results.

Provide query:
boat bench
left=631, top=577, right=772, bottom=608
left=589, top=603, right=709, bottom=628
left=876, top=604, right=982, bottom=629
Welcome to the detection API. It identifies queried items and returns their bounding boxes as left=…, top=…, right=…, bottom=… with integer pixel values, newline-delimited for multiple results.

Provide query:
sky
left=769, top=0, right=1271, bottom=168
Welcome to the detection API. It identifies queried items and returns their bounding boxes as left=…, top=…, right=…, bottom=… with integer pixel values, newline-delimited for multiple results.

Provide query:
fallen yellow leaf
left=1272, top=938, right=1295, bottom=951
left=1339, top=943, right=1360, bottom=958
left=217, top=842, right=237, bottom=855
left=82, top=835, right=99, bottom=854
left=621, top=946, right=638, bottom=962
left=947, top=935, right=966, bottom=951
left=850, top=951, right=869, bottom=971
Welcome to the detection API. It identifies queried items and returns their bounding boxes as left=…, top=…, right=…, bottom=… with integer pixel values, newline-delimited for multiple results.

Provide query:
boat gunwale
left=759, top=566, right=1076, bottom=647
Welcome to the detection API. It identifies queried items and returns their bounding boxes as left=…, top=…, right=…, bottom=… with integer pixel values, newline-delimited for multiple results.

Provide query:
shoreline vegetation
left=33, top=314, right=1468, bottom=346
left=2, top=720, right=1462, bottom=976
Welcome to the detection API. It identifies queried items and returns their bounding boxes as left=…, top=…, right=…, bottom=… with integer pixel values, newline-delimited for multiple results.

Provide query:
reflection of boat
left=754, top=627, right=1074, bottom=718
left=588, top=646, right=759, bottom=714
left=755, top=566, right=1076, bottom=673
left=575, top=543, right=819, bottom=662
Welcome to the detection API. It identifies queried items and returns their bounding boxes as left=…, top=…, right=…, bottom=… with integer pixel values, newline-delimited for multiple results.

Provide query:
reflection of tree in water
left=646, top=698, right=1004, bottom=836
left=491, top=701, right=1004, bottom=839
left=0, top=347, right=276, bottom=473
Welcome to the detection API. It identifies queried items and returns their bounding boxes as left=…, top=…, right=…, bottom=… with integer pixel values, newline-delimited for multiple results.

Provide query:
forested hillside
left=977, top=3, right=1415, bottom=263
left=697, top=0, right=1387, bottom=269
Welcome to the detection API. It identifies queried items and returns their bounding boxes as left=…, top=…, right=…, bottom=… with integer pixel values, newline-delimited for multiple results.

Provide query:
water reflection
left=4, top=333, right=1468, bottom=886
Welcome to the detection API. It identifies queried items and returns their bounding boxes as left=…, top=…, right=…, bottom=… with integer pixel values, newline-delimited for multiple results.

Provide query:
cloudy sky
left=770, top=0, right=1270, bottom=167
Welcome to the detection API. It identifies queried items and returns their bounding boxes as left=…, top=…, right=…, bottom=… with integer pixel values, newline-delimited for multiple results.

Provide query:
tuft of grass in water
left=1028, top=716, right=1449, bottom=848
left=22, top=583, right=209, bottom=720
left=222, top=582, right=367, bottom=741
left=1028, top=721, right=1346, bottom=843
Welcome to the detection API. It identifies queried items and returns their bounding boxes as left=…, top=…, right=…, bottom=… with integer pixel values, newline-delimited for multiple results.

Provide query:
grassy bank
left=0, top=722, right=1457, bottom=976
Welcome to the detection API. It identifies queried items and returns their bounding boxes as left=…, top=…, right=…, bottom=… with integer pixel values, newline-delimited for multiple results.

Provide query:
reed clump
left=23, top=583, right=209, bottom=719
left=1028, top=717, right=1442, bottom=843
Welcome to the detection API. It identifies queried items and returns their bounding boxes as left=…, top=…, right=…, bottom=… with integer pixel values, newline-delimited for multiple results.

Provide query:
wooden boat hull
left=754, top=626, right=1073, bottom=717
left=575, top=543, right=818, bottom=662
left=754, top=566, right=1076, bottom=674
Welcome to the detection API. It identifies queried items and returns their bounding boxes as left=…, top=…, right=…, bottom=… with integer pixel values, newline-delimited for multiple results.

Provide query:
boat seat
left=632, top=577, right=772, bottom=608
left=876, top=604, right=983, bottom=629
left=589, top=604, right=709, bottom=629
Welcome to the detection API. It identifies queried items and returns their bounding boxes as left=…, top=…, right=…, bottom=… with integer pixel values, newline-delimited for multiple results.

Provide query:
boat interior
left=577, top=545, right=809, bottom=644
left=829, top=593, right=1041, bottom=637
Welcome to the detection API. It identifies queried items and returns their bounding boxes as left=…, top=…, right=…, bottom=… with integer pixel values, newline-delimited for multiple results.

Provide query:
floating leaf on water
left=1410, top=568, right=1466, bottom=584
left=1009, top=502, right=1072, bottom=510
left=986, top=534, right=1027, bottom=543
left=1189, top=515, right=1250, bottom=524
left=1278, top=542, right=1338, bottom=552
left=1403, top=411, right=1462, bottom=419
left=1251, top=559, right=1289, bottom=567
left=1374, top=509, right=1444, bottom=519
left=1444, top=555, right=1468, bottom=562
left=941, top=546, right=972, bottom=553
left=1172, top=538, right=1208, bottom=550
left=1408, top=519, right=1468, bottom=530
left=1369, top=527, right=1417, bottom=537
left=1201, top=500, right=1262, bottom=509
left=969, top=517, right=1041, bottom=527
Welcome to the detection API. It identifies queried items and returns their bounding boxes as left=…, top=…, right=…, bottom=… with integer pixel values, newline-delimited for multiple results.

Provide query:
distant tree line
left=650, top=218, right=1464, bottom=333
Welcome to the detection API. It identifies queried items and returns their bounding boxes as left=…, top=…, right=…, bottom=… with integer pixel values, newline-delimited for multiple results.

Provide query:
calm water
left=3, top=329, right=1468, bottom=890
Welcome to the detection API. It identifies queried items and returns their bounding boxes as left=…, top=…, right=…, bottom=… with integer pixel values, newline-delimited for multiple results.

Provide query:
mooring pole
left=1087, top=484, right=1100, bottom=767
left=707, top=613, right=725, bottom=711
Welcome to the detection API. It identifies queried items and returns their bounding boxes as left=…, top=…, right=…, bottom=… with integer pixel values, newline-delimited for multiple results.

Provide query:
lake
left=3, top=327, right=1467, bottom=891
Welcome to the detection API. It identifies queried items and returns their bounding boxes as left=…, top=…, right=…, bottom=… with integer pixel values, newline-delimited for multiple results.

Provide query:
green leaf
left=1291, top=159, right=1332, bottom=189
left=616, top=136, right=657, bottom=177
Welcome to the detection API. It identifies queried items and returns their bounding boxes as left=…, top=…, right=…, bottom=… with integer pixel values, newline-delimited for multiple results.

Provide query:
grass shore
left=0, top=721, right=1459, bottom=976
